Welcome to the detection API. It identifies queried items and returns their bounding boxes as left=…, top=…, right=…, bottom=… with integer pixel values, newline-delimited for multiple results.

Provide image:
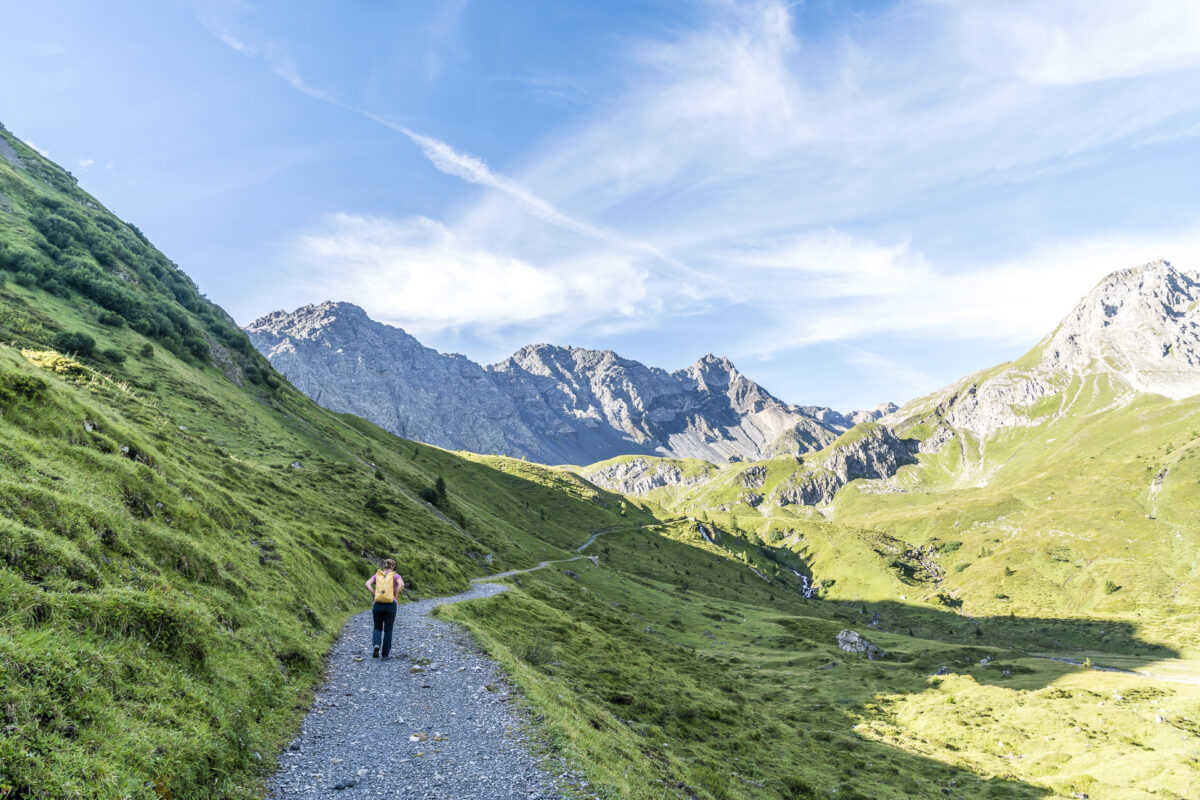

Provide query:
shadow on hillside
left=488, top=554, right=1059, bottom=800
left=818, top=596, right=1176, bottom=655
left=797, top=598, right=1179, bottom=695
left=656, top=520, right=1178, bottom=664
left=569, top=526, right=1185, bottom=798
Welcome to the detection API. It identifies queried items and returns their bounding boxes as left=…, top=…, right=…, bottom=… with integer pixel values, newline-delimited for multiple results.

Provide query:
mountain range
left=581, top=259, right=1200, bottom=501
left=247, top=302, right=895, bottom=465
left=6, top=118, right=1200, bottom=800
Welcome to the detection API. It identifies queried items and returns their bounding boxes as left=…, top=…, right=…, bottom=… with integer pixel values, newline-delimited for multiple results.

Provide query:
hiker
left=365, top=558, right=404, bottom=659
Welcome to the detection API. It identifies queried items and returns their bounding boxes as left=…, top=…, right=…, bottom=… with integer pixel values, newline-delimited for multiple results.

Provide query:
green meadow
left=1, top=123, right=1198, bottom=799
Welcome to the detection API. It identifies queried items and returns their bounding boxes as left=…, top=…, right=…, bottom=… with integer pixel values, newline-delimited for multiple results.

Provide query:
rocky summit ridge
left=1041, top=259, right=1200, bottom=398
left=246, top=303, right=887, bottom=465
left=890, top=259, right=1200, bottom=443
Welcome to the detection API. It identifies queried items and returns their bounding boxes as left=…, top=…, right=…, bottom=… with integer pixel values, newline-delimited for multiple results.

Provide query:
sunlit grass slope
left=831, top=380, right=1200, bottom=655
left=586, top=373, right=1200, bottom=657
left=445, top=520, right=1200, bottom=799
left=552, top=321, right=1200, bottom=796
left=0, top=124, right=651, bottom=798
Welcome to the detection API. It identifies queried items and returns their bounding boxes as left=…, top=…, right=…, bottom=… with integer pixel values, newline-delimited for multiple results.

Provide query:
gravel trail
left=268, top=565, right=590, bottom=799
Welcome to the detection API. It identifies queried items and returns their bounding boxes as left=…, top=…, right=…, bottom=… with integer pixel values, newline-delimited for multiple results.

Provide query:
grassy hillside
left=832, top=380, right=1200, bottom=652
left=545, top=342, right=1200, bottom=796
left=4, top=121, right=1198, bottom=800
left=444, top=519, right=1200, bottom=799
left=585, top=371, right=1200, bottom=656
left=0, top=124, right=652, bottom=798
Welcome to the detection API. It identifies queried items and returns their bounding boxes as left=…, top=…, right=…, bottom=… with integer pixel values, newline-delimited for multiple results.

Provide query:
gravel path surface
left=268, top=571, right=590, bottom=799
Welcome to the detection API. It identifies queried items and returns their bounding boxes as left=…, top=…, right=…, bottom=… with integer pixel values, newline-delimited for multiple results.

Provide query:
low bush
left=51, top=330, right=96, bottom=357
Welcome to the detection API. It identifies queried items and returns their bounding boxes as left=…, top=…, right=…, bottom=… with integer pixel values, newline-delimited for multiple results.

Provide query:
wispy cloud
left=735, top=226, right=1200, bottom=357
left=292, top=213, right=651, bottom=336
left=368, top=115, right=615, bottom=241
left=204, top=19, right=339, bottom=102
left=77, top=158, right=94, bottom=169
left=953, top=0, right=1200, bottom=85
left=206, top=0, right=1200, bottom=400
left=202, top=16, right=685, bottom=273
left=359, top=114, right=682, bottom=268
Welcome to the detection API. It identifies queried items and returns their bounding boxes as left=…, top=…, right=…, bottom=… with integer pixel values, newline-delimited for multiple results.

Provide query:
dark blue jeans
left=372, top=602, right=397, bottom=657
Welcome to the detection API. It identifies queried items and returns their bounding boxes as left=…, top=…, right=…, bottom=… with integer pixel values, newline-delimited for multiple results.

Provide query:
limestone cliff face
left=247, top=303, right=882, bottom=465
left=774, top=425, right=919, bottom=506
left=892, top=260, right=1200, bottom=442
left=583, top=458, right=714, bottom=495
left=1041, top=260, right=1200, bottom=399
left=245, top=303, right=553, bottom=458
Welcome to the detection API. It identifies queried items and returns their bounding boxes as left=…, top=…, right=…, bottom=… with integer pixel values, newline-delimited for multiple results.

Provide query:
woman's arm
left=365, top=574, right=376, bottom=599
left=395, top=574, right=405, bottom=594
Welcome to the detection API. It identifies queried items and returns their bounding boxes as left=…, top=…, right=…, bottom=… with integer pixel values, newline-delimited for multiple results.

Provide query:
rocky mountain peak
left=246, top=301, right=375, bottom=342
left=856, top=401, right=900, bottom=425
left=247, top=304, right=871, bottom=464
left=497, top=343, right=627, bottom=377
left=1041, top=259, right=1200, bottom=398
left=894, top=259, right=1200, bottom=444
left=681, top=353, right=741, bottom=390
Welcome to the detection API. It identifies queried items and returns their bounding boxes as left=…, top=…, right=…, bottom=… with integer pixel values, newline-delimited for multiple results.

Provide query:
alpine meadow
left=2, top=112, right=1200, bottom=799
left=4, top=4, right=1200, bottom=798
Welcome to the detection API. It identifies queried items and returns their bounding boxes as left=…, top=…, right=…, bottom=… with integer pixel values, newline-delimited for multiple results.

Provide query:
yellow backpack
left=373, top=570, right=396, bottom=603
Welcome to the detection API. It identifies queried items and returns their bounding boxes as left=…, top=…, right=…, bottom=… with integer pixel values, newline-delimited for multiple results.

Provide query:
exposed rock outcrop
left=837, top=630, right=885, bottom=660
left=1042, top=260, right=1200, bottom=399
left=583, top=458, right=712, bottom=495
left=775, top=425, right=918, bottom=506
left=738, top=465, right=767, bottom=488
left=248, top=303, right=887, bottom=466
left=892, top=261, right=1200, bottom=443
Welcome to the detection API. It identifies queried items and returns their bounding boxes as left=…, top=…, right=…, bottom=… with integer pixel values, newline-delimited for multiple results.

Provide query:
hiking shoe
left=372, top=646, right=380, bottom=659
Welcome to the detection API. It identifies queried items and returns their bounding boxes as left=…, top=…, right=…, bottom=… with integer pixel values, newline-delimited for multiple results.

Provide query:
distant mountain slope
left=889, top=259, right=1200, bottom=444
left=595, top=260, right=1200, bottom=507
left=247, top=302, right=890, bottom=464
left=582, top=260, right=1200, bottom=641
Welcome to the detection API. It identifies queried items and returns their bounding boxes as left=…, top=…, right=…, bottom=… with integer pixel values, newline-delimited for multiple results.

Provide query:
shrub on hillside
left=51, top=330, right=96, bottom=357
left=0, top=371, right=47, bottom=404
left=100, top=347, right=126, bottom=365
left=419, top=487, right=440, bottom=506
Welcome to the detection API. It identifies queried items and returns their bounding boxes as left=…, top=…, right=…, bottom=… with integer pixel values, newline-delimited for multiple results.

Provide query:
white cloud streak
left=292, top=214, right=650, bottom=336
left=736, top=227, right=1200, bottom=356
left=204, top=18, right=681, bottom=273
left=205, top=20, right=339, bottom=102
left=953, top=0, right=1200, bottom=85
left=210, top=0, right=1200, bottom=381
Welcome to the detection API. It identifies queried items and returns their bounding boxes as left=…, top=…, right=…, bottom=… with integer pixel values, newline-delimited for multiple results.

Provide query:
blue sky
left=3, top=1, right=1200, bottom=411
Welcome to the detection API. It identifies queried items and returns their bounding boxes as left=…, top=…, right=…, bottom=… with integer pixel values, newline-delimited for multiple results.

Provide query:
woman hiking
left=365, top=558, right=404, bottom=659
